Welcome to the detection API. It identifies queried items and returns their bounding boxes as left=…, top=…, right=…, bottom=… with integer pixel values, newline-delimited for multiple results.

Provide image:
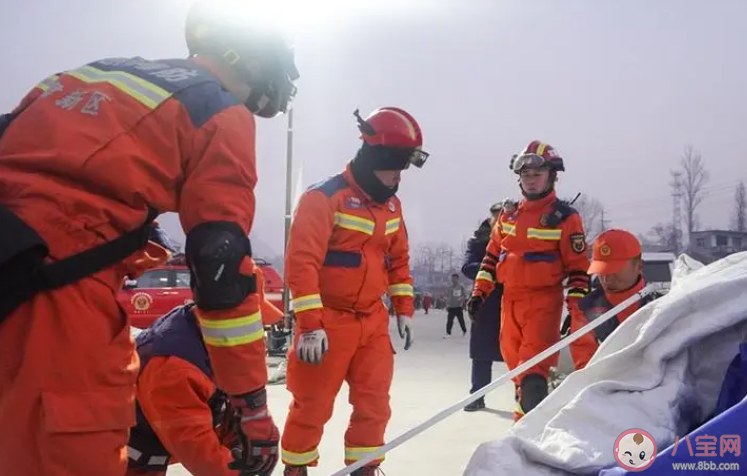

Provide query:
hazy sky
left=2, top=0, right=746, bottom=258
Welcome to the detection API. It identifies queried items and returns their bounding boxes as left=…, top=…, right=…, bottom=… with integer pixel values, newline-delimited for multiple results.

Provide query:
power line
left=601, top=176, right=747, bottom=211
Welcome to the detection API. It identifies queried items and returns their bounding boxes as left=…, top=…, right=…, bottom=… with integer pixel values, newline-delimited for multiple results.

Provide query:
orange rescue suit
left=281, top=166, right=414, bottom=468
left=569, top=277, right=648, bottom=370
left=472, top=192, right=590, bottom=414
left=126, top=286, right=281, bottom=476
left=0, top=57, right=267, bottom=476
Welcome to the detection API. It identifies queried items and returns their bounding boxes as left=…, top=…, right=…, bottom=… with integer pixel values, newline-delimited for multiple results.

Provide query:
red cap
left=588, top=229, right=642, bottom=275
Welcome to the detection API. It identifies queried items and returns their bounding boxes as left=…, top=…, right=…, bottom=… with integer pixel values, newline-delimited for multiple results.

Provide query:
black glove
left=467, top=295, right=484, bottom=320
left=227, top=389, right=279, bottom=476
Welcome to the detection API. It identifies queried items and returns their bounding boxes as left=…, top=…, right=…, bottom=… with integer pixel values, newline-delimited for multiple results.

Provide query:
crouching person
left=126, top=269, right=283, bottom=476
left=569, top=229, right=662, bottom=370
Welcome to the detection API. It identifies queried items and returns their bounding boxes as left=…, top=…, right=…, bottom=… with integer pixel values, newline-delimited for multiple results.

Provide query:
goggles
left=510, top=154, right=548, bottom=172
left=410, top=148, right=429, bottom=168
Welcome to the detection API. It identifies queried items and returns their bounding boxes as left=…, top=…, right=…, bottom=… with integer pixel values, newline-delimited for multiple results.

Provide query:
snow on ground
left=167, top=309, right=520, bottom=475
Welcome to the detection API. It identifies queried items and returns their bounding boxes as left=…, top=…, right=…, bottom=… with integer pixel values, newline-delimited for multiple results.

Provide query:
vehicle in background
left=641, top=252, right=676, bottom=293
left=118, top=257, right=284, bottom=329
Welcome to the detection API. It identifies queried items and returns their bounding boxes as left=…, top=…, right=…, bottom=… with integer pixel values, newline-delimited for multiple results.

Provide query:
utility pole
left=282, top=106, right=294, bottom=315
left=600, top=208, right=609, bottom=232
left=671, top=171, right=683, bottom=255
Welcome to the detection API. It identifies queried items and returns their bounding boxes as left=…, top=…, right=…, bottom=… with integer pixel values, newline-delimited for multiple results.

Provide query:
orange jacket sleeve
left=257, top=267, right=283, bottom=326
left=178, top=106, right=266, bottom=396
left=386, top=212, right=414, bottom=317
left=472, top=223, right=503, bottom=297
left=137, top=356, right=239, bottom=476
left=285, top=190, right=335, bottom=332
left=569, top=310, right=598, bottom=370
left=559, top=213, right=591, bottom=335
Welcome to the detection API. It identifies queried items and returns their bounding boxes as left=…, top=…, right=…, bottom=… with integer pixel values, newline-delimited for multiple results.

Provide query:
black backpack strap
left=31, top=207, right=159, bottom=291
left=543, top=199, right=577, bottom=228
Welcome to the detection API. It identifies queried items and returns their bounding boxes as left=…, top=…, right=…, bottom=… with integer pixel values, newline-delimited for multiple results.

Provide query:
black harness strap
left=0, top=208, right=158, bottom=323
left=32, top=207, right=158, bottom=291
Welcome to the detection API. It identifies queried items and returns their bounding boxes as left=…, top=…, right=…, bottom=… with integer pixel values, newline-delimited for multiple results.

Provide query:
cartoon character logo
left=131, top=292, right=153, bottom=312
left=614, top=429, right=657, bottom=471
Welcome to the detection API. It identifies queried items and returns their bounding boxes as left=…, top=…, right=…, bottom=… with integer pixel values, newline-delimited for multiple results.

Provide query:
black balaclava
left=350, top=143, right=412, bottom=203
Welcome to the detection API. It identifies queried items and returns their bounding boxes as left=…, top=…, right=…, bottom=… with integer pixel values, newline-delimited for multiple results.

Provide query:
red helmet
left=354, top=107, right=429, bottom=168
left=509, top=140, right=565, bottom=173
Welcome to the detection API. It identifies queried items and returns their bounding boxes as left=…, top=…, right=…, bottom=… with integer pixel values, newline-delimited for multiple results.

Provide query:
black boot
left=519, top=373, right=549, bottom=414
left=351, top=465, right=383, bottom=475
left=284, top=465, right=308, bottom=476
left=464, top=397, right=486, bottom=412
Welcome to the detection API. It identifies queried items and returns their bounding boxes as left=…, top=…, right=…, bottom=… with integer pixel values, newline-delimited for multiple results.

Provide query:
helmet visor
left=511, top=153, right=547, bottom=172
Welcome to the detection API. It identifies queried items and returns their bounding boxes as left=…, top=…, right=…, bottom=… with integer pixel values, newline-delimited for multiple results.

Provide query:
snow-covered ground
left=167, top=309, right=520, bottom=475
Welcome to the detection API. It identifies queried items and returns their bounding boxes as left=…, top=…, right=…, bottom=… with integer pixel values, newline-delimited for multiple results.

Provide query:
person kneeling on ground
left=568, top=229, right=663, bottom=370
left=126, top=268, right=283, bottom=476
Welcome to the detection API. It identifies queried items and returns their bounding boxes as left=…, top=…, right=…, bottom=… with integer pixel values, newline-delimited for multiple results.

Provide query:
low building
left=689, top=230, right=747, bottom=264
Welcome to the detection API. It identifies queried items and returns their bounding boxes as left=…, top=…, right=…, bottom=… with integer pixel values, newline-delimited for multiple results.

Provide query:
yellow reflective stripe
left=197, top=312, right=263, bottom=347
left=35, top=74, right=60, bottom=92
left=334, top=212, right=375, bottom=235
left=291, top=294, right=323, bottom=313
left=527, top=228, right=562, bottom=240
left=501, top=222, right=516, bottom=236
left=536, top=142, right=548, bottom=156
left=388, top=283, right=414, bottom=297
left=345, top=446, right=385, bottom=462
left=476, top=270, right=494, bottom=283
left=282, top=448, right=319, bottom=466
left=568, top=287, right=589, bottom=298
left=67, top=66, right=171, bottom=109
left=385, top=218, right=401, bottom=235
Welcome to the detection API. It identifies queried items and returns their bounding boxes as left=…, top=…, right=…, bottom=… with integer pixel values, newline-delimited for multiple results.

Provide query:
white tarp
left=463, top=252, right=747, bottom=476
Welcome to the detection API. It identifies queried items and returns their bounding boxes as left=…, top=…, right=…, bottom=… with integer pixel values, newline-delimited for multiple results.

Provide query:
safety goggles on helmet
left=410, top=148, right=429, bottom=168
left=510, top=153, right=550, bottom=173
left=371, top=146, right=429, bottom=171
left=234, top=50, right=299, bottom=118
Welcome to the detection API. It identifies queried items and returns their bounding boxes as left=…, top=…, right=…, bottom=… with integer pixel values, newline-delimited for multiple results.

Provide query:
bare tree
left=414, top=244, right=436, bottom=271
left=647, top=222, right=682, bottom=251
left=731, top=181, right=747, bottom=232
left=678, top=146, right=709, bottom=243
left=574, top=195, right=605, bottom=239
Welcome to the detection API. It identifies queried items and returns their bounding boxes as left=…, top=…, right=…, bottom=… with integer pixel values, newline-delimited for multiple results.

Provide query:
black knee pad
left=185, top=221, right=256, bottom=311
left=520, top=373, right=548, bottom=413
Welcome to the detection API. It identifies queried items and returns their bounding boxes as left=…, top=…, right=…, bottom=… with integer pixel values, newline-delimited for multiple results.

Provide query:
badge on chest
left=346, top=196, right=362, bottom=209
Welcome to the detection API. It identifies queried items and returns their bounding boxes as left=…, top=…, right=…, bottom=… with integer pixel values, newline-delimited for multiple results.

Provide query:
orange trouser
left=0, top=278, right=138, bottom=476
left=500, top=291, right=562, bottom=420
left=281, top=305, right=393, bottom=468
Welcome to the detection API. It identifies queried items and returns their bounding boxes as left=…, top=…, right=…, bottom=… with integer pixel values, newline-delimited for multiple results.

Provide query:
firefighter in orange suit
left=281, top=108, right=427, bottom=476
left=467, top=140, right=591, bottom=422
left=569, top=229, right=660, bottom=370
left=0, top=1, right=298, bottom=475
left=126, top=268, right=283, bottom=476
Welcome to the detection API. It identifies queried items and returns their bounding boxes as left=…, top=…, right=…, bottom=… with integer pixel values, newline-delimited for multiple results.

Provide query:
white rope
left=330, top=284, right=660, bottom=476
